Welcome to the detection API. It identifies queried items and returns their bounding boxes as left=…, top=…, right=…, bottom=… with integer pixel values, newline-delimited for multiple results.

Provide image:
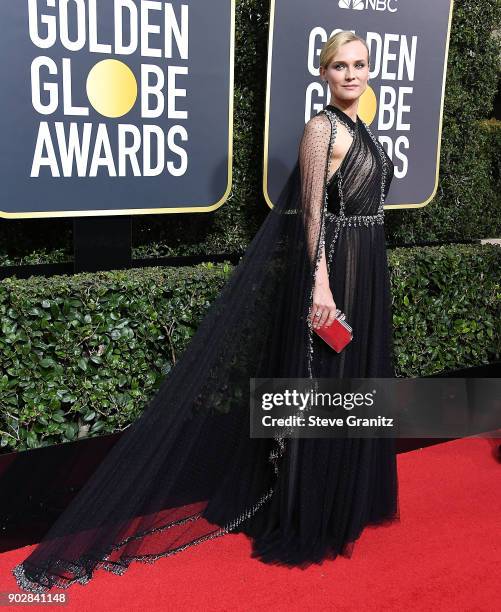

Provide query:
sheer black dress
left=13, top=104, right=400, bottom=591
left=230, top=105, right=400, bottom=565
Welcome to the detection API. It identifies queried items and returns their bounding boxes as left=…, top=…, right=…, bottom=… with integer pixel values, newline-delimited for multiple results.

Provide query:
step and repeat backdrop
left=0, top=0, right=453, bottom=219
left=0, top=0, right=235, bottom=217
left=264, top=0, right=454, bottom=210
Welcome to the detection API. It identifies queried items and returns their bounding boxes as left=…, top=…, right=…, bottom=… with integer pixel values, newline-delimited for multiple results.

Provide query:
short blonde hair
left=319, top=31, right=370, bottom=69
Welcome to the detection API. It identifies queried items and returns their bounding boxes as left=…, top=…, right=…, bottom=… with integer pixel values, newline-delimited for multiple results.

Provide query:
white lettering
left=56, top=121, right=92, bottom=176
left=31, top=121, right=60, bottom=176
left=88, top=0, right=112, bottom=54
left=59, top=0, right=86, bottom=52
left=29, top=122, right=188, bottom=178
left=31, top=56, right=58, bottom=114
left=118, top=125, right=142, bottom=176
left=393, top=137, right=409, bottom=178
left=165, top=4, right=189, bottom=59
left=89, top=123, right=117, bottom=177
left=115, top=0, right=138, bottom=55
left=28, top=0, right=57, bottom=49
left=141, top=65, right=165, bottom=118
left=141, top=1, right=162, bottom=58
left=167, top=66, right=188, bottom=119
left=166, top=125, right=187, bottom=176
left=27, top=0, right=189, bottom=57
left=62, top=58, right=89, bottom=116
left=381, top=34, right=400, bottom=80
left=143, top=125, right=164, bottom=176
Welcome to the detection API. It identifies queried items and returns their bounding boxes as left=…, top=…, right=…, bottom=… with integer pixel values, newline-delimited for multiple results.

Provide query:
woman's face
left=321, top=40, right=370, bottom=103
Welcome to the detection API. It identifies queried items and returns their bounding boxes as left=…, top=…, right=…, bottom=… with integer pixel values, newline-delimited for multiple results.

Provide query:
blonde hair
left=319, top=31, right=370, bottom=70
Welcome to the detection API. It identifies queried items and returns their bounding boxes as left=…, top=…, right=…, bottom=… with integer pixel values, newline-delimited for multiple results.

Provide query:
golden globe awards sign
left=264, top=0, right=454, bottom=210
left=0, top=1, right=235, bottom=218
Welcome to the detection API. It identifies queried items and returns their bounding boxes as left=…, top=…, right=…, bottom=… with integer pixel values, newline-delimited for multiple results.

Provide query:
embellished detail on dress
left=13, top=487, right=275, bottom=593
left=324, top=111, right=388, bottom=272
left=325, top=210, right=385, bottom=226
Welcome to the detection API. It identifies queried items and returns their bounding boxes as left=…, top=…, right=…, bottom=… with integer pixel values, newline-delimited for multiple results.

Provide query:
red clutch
left=313, top=310, right=353, bottom=353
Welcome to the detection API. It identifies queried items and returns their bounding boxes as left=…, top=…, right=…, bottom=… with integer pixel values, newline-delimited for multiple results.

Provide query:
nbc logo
left=338, top=0, right=398, bottom=12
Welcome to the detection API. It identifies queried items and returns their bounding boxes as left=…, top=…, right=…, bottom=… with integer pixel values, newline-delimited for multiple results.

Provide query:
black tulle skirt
left=204, top=222, right=400, bottom=568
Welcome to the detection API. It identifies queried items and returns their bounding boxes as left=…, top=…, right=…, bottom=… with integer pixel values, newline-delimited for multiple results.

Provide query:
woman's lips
left=343, top=85, right=358, bottom=89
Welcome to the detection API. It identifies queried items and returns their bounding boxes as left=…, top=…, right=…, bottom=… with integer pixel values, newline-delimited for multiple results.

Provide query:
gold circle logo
left=358, top=85, right=378, bottom=125
left=86, top=59, right=137, bottom=118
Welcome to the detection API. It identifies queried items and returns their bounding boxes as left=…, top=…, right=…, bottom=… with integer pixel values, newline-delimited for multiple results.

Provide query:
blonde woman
left=14, top=32, right=399, bottom=592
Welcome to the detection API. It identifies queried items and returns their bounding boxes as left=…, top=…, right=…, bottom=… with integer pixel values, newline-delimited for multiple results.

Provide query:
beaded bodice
left=323, top=105, right=394, bottom=223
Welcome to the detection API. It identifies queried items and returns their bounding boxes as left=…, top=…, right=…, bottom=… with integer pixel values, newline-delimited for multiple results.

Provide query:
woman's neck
left=328, top=99, right=358, bottom=123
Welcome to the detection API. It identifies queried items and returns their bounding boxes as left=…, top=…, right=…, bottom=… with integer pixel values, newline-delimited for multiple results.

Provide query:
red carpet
left=2, top=436, right=500, bottom=611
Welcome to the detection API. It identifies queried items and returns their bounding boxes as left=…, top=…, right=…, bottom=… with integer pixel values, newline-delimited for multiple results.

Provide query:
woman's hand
left=310, top=281, right=337, bottom=329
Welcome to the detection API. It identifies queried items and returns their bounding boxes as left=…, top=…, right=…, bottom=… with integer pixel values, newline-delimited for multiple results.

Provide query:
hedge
left=0, top=242, right=499, bottom=453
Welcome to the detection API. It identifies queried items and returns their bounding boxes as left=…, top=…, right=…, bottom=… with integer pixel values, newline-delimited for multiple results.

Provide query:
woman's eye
left=333, top=63, right=365, bottom=70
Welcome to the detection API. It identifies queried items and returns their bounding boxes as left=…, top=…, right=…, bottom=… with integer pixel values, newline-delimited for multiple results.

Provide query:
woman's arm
left=298, top=113, right=330, bottom=267
left=298, top=114, right=337, bottom=329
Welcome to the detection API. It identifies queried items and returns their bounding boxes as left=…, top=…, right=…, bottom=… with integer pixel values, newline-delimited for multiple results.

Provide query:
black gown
left=13, top=104, right=400, bottom=591
left=227, top=105, right=400, bottom=565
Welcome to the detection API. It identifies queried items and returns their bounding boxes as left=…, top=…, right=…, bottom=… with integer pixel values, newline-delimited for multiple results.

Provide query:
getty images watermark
left=249, top=378, right=501, bottom=439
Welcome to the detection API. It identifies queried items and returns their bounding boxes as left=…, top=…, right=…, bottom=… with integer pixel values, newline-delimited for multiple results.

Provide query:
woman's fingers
left=311, top=303, right=338, bottom=328
left=317, top=307, right=330, bottom=328
left=324, top=303, right=338, bottom=327
left=311, top=306, right=323, bottom=328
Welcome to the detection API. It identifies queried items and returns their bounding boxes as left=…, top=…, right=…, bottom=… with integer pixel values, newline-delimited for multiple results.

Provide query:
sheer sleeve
left=298, top=112, right=333, bottom=271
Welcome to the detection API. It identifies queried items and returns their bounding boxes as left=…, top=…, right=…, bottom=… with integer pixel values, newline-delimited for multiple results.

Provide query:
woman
left=13, top=31, right=399, bottom=592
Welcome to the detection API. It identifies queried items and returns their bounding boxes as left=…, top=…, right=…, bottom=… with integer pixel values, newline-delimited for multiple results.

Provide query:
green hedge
left=390, top=243, right=500, bottom=376
left=1, top=242, right=499, bottom=453
left=1, top=0, right=500, bottom=266
left=0, top=262, right=231, bottom=452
